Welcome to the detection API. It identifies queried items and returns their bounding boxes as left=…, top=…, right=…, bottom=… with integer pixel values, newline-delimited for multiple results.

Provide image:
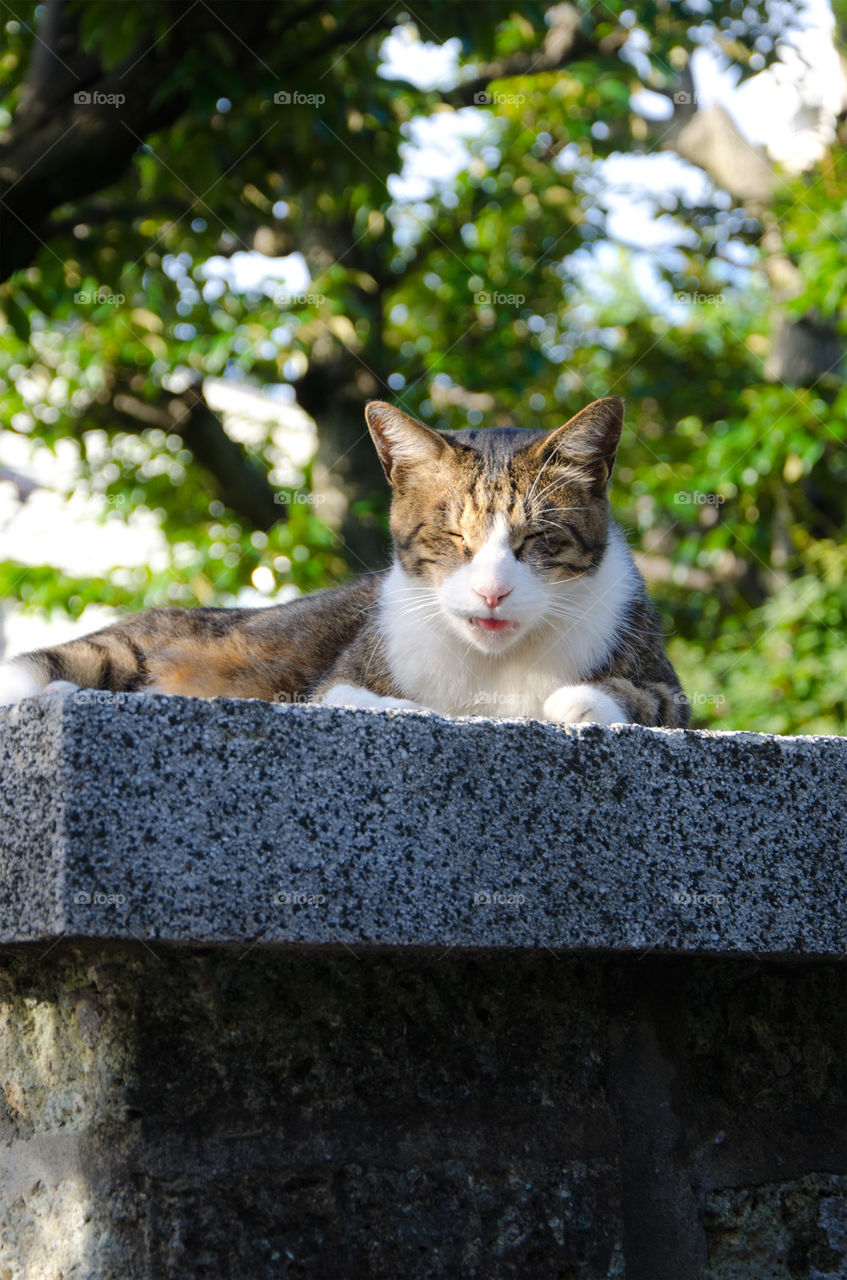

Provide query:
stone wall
left=1, top=695, right=845, bottom=1279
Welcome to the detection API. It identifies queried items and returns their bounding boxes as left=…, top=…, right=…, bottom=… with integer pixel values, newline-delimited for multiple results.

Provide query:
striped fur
left=0, top=397, right=689, bottom=727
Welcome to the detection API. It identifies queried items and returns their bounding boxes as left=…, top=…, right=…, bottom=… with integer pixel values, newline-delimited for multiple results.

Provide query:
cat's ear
left=365, top=401, right=445, bottom=485
left=529, top=397, right=624, bottom=488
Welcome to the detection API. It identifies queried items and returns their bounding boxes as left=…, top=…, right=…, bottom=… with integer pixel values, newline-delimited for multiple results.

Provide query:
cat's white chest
left=388, top=631, right=599, bottom=718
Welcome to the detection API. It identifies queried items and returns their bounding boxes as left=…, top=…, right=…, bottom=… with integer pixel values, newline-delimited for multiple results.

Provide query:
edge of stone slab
left=1, top=693, right=846, bottom=956
left=1, top=688, right=844, bottom=747
left=0, top=936, right=844, bottom=963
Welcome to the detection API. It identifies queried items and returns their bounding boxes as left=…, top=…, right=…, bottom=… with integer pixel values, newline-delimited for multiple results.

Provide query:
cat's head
left=365, top=396, right=624, bottom=653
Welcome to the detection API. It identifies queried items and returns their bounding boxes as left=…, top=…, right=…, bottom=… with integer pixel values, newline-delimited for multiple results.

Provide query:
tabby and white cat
left=0, top=397, right=688, bottom=727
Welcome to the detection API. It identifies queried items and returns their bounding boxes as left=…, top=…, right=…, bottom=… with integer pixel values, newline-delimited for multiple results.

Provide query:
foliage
left=0, top=0, right=844, bottom=732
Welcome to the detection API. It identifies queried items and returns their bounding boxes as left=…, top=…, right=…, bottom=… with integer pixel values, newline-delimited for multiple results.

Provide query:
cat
left=0, top=396, right=689, bottom=727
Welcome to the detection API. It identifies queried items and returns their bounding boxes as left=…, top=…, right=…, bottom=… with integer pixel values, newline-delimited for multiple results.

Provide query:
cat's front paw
left=43, top=680, right=81, bottom=696
left=542, top=684, right=626, bottom=726
left=320, top=683, right=426, bottom=712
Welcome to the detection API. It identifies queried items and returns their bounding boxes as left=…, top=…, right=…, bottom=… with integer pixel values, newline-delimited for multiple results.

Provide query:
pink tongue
left=475, top=618, right=511, bottom=632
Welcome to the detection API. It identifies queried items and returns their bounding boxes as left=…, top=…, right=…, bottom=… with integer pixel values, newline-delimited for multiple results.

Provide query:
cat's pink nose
left=474, top=586, right=512, bottom=610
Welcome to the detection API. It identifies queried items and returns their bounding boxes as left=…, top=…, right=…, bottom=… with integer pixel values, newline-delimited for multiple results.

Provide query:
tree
left=1, top=0, right=844, bottom=731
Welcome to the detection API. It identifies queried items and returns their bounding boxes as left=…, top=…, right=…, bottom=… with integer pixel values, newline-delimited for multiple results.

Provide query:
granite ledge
left=0, top=693, right=844, bottom=956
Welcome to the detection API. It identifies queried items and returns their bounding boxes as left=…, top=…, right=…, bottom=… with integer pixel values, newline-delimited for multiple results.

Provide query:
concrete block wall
left=1, top=695, right=845, bottom=1278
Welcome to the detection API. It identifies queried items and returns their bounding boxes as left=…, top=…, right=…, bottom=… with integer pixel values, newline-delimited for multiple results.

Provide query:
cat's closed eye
left=513, top=530, right=575, bottom=558
left=445, top=530, right=471, bottom=557
left=512, top=534, right=537, bottom=559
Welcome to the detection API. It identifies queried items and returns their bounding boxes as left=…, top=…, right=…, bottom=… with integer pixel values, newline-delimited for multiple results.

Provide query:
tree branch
left=48, top=196, right=193, bottom=236
left=0, top=0, right=197, bottom=279
left=385, top=4, right=627, bottom=108
left=0, top=0, right=404, bottom=280
left=105, top=386, right=284, bottom=529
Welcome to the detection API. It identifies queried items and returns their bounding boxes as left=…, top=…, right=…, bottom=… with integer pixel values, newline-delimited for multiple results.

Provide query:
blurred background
left=0, top=0, right=845, bottom=732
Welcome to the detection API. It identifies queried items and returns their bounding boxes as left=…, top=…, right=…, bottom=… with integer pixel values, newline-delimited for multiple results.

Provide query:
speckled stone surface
left=1, top=694, right=847, bottom=1279
left=0, top=692, right=845, bottom=954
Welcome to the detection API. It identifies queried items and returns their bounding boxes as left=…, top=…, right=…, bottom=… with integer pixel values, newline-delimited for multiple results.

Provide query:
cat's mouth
left=469, top=617, right=517, bottom=634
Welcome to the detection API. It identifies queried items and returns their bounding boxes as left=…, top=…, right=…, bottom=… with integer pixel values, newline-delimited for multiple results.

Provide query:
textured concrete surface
left=1, top=691, right=846, bottom=953
left=0, top=947, right=845, bottom=1280
left=2, top=695, right=847, bottom=1278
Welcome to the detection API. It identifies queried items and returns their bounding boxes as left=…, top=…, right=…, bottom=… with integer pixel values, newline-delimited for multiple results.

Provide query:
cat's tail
left=0, top=629, right=149, bottom=707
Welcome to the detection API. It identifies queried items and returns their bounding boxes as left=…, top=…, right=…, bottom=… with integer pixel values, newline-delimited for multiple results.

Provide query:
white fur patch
left=0, top=661, right=44, bottom=707
left=380, top=520, right=637, bottom=719
left=320, top=683, right=425, bottom=712
left=542, top=684, right=626, bottom=726
left=439, top=514, right=543, bottom=649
